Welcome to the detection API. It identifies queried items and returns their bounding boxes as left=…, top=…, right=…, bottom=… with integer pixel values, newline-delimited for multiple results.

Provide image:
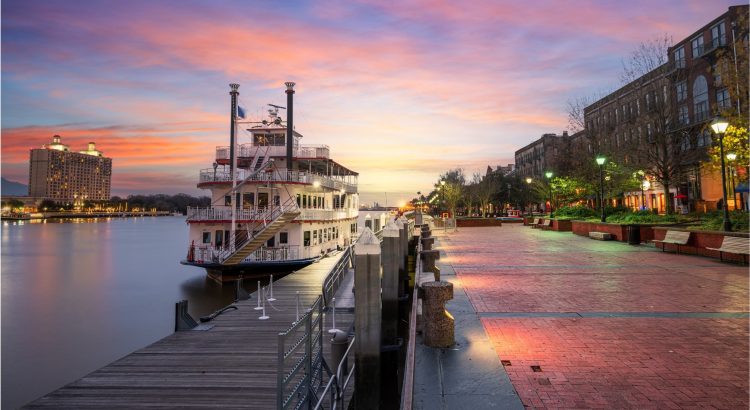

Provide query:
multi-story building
left=485, top=163, right=515, bottom=177
left=29, top=135, right=112, bottom=203
left=582, top=5, right=748, bottom=213
left=514, top=131, right=569, bottom=179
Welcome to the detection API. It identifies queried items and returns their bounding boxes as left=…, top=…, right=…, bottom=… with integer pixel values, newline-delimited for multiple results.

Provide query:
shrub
left=697, top=211, right=749, bottom=232
left=553, top=206, right=596, bottom=220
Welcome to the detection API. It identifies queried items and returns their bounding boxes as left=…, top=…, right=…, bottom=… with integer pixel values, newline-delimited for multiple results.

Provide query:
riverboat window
left=274, top=195, right=280, bottom=206
left=304, top=231, right=310, bottom=246
left=280, top=232, right=288, bottom=244
left=313, top=230, right=318, bottom=245
left=202, top=232, right=211, bottom=244
left=215, top=230, right=223, bottom=247
left=267, top=236, right=275, bottom=247
left=296, top=194, right=301, bottom=207
left=243, top=193, right=254, bottom=209
left=303, top=195, right=307, bottom=208
left=224, top=195, right=231, bottom=206
left=224, top=231, right=230, bottom=247
left=319, top=229, right=323, bottom=242
left=351, top=223, right=356, bottom=234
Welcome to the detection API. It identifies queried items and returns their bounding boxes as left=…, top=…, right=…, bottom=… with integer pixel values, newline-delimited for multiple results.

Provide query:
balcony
left=190, top=245, right=302, bottom=263
left=197, top=168, right=358, bottom=193
left=216, top=144, right=330, bottom=161
left=187, top=206, right=358, bottom=223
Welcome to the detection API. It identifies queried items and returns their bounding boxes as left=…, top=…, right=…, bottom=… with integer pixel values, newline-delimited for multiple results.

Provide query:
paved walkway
left=437, top=225, right=748, bottom=409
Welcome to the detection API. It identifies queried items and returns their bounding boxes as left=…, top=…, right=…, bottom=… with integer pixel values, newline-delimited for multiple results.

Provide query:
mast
left=285, top=82, right=295, bottom=174
left=229, top=83, right=239, bottom=251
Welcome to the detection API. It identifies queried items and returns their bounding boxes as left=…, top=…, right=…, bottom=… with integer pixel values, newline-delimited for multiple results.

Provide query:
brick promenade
left=438, top=225, right=748, bottom=409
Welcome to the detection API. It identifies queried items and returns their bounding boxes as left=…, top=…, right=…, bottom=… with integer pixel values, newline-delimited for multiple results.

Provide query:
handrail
left=314, top=336, right=356, bottom=410
left=400, top=231, right=421, bottom=410
left=321, top=247, right=352, bottom=308
left=218, top=196, right=299, bottom=263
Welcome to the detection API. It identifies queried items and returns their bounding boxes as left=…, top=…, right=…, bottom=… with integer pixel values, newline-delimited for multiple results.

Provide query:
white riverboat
left=182, top=82, right=359, bottom=281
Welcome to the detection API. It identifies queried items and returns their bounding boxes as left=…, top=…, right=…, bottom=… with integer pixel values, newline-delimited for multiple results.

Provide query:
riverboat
left=181, top=83, right=359, bottom=281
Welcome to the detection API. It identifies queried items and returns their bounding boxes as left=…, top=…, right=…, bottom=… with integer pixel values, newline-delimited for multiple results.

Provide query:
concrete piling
left=354, top=227, right=381, bottom=409
left=381, top=220, right=400, bottom=344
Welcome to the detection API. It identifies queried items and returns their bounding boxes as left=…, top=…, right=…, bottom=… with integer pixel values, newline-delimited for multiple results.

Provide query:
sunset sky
left=1, top=0, right=738, bottom=205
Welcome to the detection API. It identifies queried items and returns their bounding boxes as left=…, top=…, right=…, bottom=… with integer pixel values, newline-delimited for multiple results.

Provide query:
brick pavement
left=438, top=225, right=749, bottom=409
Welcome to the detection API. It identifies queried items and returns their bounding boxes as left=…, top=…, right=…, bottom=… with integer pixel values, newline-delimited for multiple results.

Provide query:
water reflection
left=0, top=216, right=262, bottom=409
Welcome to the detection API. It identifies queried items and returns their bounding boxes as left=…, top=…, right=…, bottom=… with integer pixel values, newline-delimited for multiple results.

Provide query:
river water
left=1, top=216, right=246, bottom=409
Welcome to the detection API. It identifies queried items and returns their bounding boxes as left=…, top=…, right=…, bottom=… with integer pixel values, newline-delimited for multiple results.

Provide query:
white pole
left=295, top=291, right=300, bottom=322
left=254, top=280, right=263, bottom=310
left=328, top=297, right=337, bottom=333
left=267, top=274, right=276, bottom=301
left=259, top=286, right=270, bottom=320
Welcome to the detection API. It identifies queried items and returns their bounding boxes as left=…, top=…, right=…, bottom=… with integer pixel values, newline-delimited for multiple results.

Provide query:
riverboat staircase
left=220, top=197, right=300, bottom=265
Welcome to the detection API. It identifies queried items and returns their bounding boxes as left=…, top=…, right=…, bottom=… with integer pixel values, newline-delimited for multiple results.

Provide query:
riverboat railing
left=191, top=245, right=300, bottom=264
left=277, top=295, right=325, bottom=410
left=187, top=206, right=358, bottom=223
left=198, top=168, right=357, bottom=194
left=217, top=143, right=330, bottom=161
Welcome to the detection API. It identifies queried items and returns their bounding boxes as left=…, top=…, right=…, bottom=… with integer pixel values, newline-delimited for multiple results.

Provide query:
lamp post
left=642, top=179, right=651, bottom=211
left=596, top=156, right=606, bottom=222
left=727, top=153, right=737, bottom=209
left=545, top=171, right=553, bottom=217
left=636, top=170, right=646, bottom=210
left=525, top=177, right=533, bottom=218
left=440, top=180, right=446, bottom=215
left=710, top=118, right=731, bottom=231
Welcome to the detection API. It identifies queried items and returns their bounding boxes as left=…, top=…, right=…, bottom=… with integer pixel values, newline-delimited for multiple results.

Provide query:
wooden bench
left=540, top=219, right=552, bottom=230
left=652, top=230, right=690, bottom=253
left=589, top=231, right=613, bottom=240
left=529, top=217, right=540, bottom=227
left=706, top=236, right=750, bottom=264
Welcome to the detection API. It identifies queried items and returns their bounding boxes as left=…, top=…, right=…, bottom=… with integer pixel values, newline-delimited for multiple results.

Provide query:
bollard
left=267, top=274, right=276, bottom=301
left=422, top=281, right=454, bottom=348
left=354, top=227, right=381, bottom=410
left=328, top=297, right=337, bottom=333
left=330, top=329, right=349, bottom=377
left=432, top=266, right=441, bottom=282
left=174, top=300, right=198, bottom=331
left=420, top=249, right=440, bottom=273
left=397, top=217, right=409, bottom=297
left=235, top=276, right=250, bottom=301
left=254, top=280, right=263, bottom=310
left=420, top=236, right=435, bottom=251
left=295, top=291, right=300, bottom=322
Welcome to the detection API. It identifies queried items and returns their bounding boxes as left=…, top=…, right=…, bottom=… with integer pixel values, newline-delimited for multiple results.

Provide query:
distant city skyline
left=1, top=0, right=739, bottom=206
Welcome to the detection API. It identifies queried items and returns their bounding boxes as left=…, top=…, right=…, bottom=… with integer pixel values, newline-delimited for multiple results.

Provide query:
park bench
left=706, top=236, right=749, bottom=264
left=589, top=231, right=613, bottom=240
left=652, top=230, right=690, bottom=253
left=529, top=217, right=540, bottom=227
left=540, top=219, right=552, bottom=230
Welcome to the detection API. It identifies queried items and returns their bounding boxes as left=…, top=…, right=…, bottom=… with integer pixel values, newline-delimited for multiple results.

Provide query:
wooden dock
left=25, top=252, right=354, bottom=409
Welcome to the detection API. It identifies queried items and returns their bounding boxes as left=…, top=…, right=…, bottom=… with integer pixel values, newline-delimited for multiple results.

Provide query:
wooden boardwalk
left=25, top=252, right=353, bottom=409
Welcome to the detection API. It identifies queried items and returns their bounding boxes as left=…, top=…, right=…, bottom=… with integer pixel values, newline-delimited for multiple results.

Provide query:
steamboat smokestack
left=229, top=83, right=240, bottom=179
left=285, top=82, right=295, bottom=171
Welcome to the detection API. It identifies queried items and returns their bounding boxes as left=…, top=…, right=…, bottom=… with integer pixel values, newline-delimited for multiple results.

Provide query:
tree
left=620, top=35, right=704, bottom=214
left=704, top=122, right=749, bottom=182
left=442, top=181, right=463, bottom=225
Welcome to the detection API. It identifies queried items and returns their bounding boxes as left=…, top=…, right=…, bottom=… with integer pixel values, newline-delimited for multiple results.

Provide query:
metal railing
left=190, top=245, right=301, bottom=264
left=277, top=296, right=325, bottom=410
left=218, top=196, right=299, bottom=263
left=217, top=144, right=331, bottom=161
left=401, top=223, right=421, bottom=410
left=321, top=247, right=353, bottom=308
left=314, top=337, right=356, bottom=410
left=198, top=168, right=358, bottom=193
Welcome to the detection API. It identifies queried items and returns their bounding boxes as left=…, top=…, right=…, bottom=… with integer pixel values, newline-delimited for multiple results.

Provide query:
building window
left=711, top=21, right=726, bottom=48
left=676, top=81, right=687, bottom=102
left=691, top=35, right=704, bottom=58
left=647, top=123, right=654, bottom=142
left=678, top=105, right=689, bottom=125
left=673, top=46, right=685, bottom=68
left=692, top=75, right=709, bottom=122
left=716, top=88, right=731, bottom=109
left=711, top=64, right=722, bottom=86
left=697, top=129, right=712, bottom=147
left=681, top=136, right=691, bottom=152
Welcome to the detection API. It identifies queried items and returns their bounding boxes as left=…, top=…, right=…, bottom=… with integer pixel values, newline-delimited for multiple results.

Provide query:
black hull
left=180, top=258, right=318, bottom=282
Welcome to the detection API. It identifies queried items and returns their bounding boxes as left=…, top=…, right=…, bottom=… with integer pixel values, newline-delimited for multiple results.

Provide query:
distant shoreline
left=2, top=211, right=178, bottom=221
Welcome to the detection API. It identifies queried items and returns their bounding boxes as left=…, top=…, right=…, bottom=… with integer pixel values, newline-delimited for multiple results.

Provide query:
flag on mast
left=237, top=106, right=246, bottom=119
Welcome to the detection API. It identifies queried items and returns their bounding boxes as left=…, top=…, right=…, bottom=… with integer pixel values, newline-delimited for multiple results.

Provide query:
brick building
left=29, top=135, right=112, bottom=203
left=514, top=131, right=569, bottom=179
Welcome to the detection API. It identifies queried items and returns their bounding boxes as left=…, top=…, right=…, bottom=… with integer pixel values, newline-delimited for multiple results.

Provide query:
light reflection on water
left=0, top=216, right=255, bottom=409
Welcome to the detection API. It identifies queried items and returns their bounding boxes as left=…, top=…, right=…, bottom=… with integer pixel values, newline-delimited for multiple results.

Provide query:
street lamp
left=545, top=171, right=553, bottom=217
left=636, top=170, right=646, bottom=210
left=727, top=153, right=738, bottom=208
left=710, top=117, right=731, bottom=232
left=440, top=180, right=446, bottom=215
left=596, top=156, right=606, bottom=222
left=642, top=178, right=651, bottom=210
left=525, top=177, right=533, bottom=218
